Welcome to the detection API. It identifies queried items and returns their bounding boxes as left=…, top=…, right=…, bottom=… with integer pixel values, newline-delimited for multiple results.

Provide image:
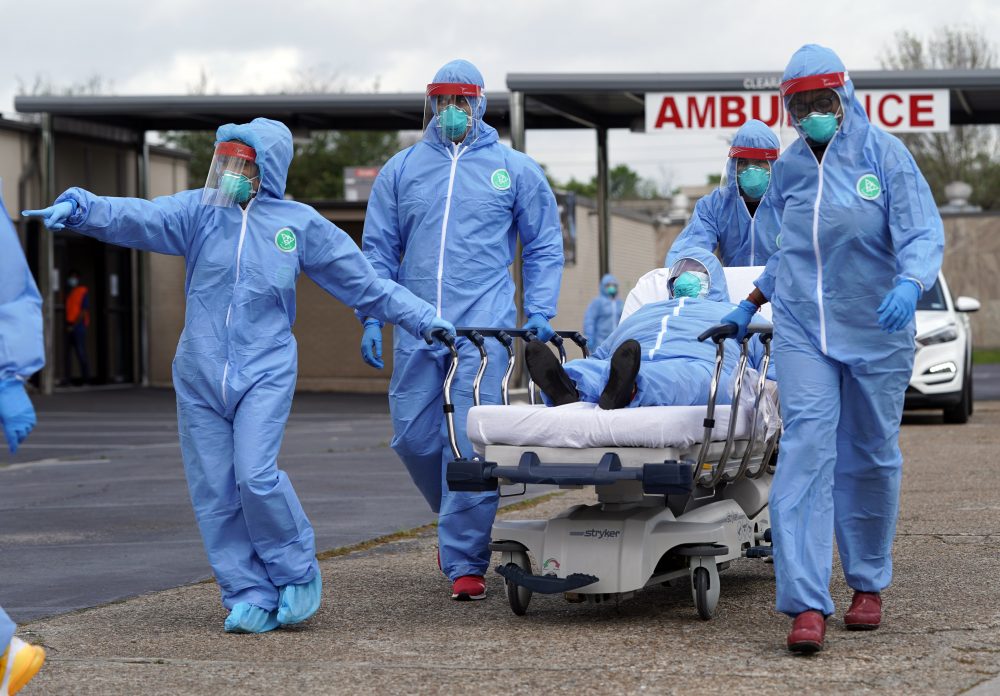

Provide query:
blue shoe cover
left=224, top=603, right=280, bottom=634
left=277, top=568, right=323, bottom=625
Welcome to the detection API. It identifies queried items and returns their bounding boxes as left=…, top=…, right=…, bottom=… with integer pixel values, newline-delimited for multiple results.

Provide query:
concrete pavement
left=13, top=401, right=1000, bottom=695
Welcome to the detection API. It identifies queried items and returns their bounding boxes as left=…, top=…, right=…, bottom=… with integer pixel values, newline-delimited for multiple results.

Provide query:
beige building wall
left=146, top=150, right=192, bottom=387
left=0, top=126, right=36, bottom=216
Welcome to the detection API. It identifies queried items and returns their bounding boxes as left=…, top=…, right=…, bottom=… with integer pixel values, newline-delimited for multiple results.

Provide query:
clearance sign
left=644, top=89, right=950, bottom=133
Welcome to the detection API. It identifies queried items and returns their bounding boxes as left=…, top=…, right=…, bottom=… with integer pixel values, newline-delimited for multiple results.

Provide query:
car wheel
left=943, top=375, right=971, bottom=424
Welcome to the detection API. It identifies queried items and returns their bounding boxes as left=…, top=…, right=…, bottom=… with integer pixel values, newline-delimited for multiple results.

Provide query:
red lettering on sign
left=720, top=95, right=745, bottom=128
left=910, top=94, right=934, bottom=127
left=688, top=97, right=715, bottom=128
left=655, top=96, right=683, bottom=128
left=878, top=94, right=903, bottom=127
left=751, top=94, right=781, bottom=127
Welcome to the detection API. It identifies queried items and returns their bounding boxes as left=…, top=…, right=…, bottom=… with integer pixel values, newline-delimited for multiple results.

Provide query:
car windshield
left=918, top=280, right=948, bottom=311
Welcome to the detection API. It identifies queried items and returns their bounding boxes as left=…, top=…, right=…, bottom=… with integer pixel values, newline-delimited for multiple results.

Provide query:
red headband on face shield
left=780, top=71, right=848, bottom=97
left=728, top=146, right=779, bottom=160
left=426, top=83, right=482, bottom=97
left=215, top=141, right=257, bottom=162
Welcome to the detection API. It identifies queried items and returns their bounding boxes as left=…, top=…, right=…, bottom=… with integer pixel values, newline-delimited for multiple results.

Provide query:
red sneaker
left=451, top=575, right=487, bottom=601
left=787, top=610, right=826, bottom=654
left=844, top=591, right=882, bottom=630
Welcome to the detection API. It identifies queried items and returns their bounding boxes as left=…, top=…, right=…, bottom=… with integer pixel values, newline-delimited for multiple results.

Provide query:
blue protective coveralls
left=563, top=249, right=766, bottom=407
left=0, top=190, right=44, bottom=648
left=755, top=45, right=944, bottom=616
left=54, top=118, right=439, bottom=612
left=582, top=273, right=624, bottom=347
left=667, top=119, right=781, bottom=268
left=361, top=60, right=564, bottom=581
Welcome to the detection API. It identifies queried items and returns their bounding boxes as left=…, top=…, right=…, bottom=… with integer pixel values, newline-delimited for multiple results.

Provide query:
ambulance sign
left=645, top=89, right=950, bottom=133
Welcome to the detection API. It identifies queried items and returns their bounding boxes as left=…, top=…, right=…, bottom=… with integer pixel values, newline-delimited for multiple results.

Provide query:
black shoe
left=524, top=341, right=579, bottom=406
left=598, top=339, right=641, bottom=410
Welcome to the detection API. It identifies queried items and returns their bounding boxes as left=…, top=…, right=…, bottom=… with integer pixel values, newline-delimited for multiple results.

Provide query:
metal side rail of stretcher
left=429, top=323, right=779, bottom=619
left=441, top=323, right=778, bottom=494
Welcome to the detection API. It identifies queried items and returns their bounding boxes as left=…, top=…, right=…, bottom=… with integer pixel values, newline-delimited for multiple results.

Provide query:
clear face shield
left=667, top=258, right=711, bottom=299
left=201, top=141, right=260, bottom=207
left=423, top=82, right=484, bottom=145
left=780, top=72, right=848, bottom=148
left=729, top=145, right=778, bottom=203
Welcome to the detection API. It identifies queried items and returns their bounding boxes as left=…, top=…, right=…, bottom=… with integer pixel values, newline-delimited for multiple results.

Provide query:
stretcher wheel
left=503, top=551, right=533, bottom=616
left=689, top=559, right=720, bottom=621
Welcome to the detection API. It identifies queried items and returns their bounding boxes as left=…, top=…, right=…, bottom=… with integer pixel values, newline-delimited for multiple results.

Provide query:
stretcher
left=442, top=267, right=780, bottom=619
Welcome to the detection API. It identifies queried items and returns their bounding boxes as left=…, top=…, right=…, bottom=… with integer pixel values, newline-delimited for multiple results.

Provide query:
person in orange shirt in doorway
left=63, top=270, right=90, bottom=386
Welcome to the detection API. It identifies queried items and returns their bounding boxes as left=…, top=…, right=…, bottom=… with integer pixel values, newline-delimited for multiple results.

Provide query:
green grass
left=973, top=349, right=1000, bottom=365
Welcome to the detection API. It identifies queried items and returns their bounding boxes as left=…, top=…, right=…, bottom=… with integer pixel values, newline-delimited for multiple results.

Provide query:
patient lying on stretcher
left=526, top=248, right=770, bottom=410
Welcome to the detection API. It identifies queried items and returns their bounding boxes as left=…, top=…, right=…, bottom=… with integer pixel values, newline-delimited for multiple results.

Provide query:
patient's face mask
left=673, top=271, right=710, bottom=299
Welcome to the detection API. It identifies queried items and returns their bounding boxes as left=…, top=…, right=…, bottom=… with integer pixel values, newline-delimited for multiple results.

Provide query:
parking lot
left=5, top=388, right=1000, bottom=695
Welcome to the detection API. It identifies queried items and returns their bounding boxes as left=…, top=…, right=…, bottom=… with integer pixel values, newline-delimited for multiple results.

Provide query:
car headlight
left=916, top=324, right=958, bottom=346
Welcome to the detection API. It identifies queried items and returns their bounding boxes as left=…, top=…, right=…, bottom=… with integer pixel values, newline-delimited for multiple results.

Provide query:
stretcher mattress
left=467, top=402, right=751, bottom=451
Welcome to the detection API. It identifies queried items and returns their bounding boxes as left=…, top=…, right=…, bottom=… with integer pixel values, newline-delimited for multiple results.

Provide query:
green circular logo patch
left=275, top=227, right=297, bottom=252
left=491, top=168, right=511, bottom=190
left=856, top=174, right=881, bottom=200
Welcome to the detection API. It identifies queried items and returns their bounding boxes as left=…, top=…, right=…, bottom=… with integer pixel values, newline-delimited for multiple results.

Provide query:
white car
left=905, top=273, right=980, bottom=423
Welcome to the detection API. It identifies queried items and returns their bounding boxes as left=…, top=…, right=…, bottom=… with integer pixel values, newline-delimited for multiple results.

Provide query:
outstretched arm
left=303, top=217, right=436, bottom=340
left=25, top=188, right=199, bottom=257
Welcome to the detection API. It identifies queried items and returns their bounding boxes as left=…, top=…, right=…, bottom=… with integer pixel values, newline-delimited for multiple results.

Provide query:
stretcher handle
left=734, top=337, right=772, bottom=483
left=468, top=330, right=489, bottom=407
left=697, top=323, right=772, bottom=343
left=429, top=327, right=457, bottom=348
left=432, top=329, right=462, bottom=461
left=707, top=334, right=752, bottom=488
left=698, top=323, right=737, bottom=343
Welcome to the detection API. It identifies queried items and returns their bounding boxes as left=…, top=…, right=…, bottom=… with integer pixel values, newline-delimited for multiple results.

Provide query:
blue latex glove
left=522, top=313, right=556, bottom=343
left=423, top=317, right=456, bottom=344
left=877, top=279, right=921, bottom=333
left=22, top=200, right=76, bottom=231
left=0, top=380, right=36, bottom=454
left=360, top=319, right=384, bottom=369
left=721, top=300, right=759, bottom=342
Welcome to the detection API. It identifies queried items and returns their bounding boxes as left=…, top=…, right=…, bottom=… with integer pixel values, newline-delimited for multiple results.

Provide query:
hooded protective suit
left=582, top=273, right=623, bottom=346
left=667, top=119, right=781, bottom=268
left=361, top=59, right=564, bottom=581
left=53, top=118, right=439, bottom=611
left=563, top=249, right=765, bottom=406
left=754, top=45, right=944, bottom=617
left=0, top=189, right=44, bottom=648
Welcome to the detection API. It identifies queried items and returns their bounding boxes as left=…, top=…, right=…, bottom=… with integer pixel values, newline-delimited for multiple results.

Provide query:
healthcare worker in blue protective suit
left=24, top=118, right=453, bottom=634
left=360, top=59, right=563, bottom=601
left=0, top=190, right=48, bottom=692
left=583, top=274, right=624, bottom=347
left=666, top=119, right=781, bottom=268
left=527, top=248, right=768, bottom=410
left=722, top=45, right=944, bottom=654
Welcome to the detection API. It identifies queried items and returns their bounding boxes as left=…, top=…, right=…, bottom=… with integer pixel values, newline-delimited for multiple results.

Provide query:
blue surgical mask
left=219, top=170, right=255, bottom=204
left=439, top=105, right=469, bottom=142
left=798, top=112, right=839, bottom=144
left=603, top=284, right=618, bottom=297
left=738, top=165, right=770, bottom=200
left=673, top=271, right=709, bottom=299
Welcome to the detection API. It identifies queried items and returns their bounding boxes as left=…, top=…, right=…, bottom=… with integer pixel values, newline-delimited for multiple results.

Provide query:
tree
left=880, top=26, right=1000, bottom=210
left=554, top=164, right=661, bottom=200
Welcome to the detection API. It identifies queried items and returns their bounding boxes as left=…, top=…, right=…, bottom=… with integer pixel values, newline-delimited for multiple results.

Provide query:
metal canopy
left=13, top=92, right=580, bottom=132
left=507, top=69, right=1000, bottom=127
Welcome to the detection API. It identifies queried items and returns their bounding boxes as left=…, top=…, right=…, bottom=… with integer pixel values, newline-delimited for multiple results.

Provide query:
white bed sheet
left=467, top=401, right=750, bottom=452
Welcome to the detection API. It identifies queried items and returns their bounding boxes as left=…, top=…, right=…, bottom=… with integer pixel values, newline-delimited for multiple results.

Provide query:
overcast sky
left=3, top=0, right=997, bottom=188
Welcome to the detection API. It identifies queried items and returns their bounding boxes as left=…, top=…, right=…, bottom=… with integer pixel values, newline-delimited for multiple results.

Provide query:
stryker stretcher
left=442, top=267, right=780, bottom=619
